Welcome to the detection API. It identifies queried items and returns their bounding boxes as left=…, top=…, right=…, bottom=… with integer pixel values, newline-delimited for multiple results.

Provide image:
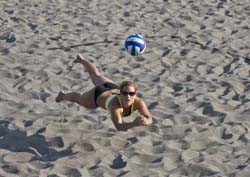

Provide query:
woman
left=55, top=54, right=152, bottom=131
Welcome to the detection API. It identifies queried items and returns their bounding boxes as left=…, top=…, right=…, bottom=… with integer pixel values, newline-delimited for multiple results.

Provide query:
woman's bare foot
left=73, top=54, right=84, bottom=64
left=55, top=91, right=64, bottom=102
left=72, top=54, right=98, bottom=75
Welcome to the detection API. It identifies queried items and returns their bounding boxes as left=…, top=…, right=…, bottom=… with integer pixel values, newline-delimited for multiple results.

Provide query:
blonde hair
left=120, top=81, right=138, bottom=91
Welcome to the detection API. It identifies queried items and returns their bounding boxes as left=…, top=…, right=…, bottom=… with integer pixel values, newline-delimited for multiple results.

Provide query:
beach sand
left=0, top=0, right=250, bottom=176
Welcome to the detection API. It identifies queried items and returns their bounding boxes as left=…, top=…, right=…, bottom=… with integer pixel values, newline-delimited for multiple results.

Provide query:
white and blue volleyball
left=124, top=34, right=146, bottom=56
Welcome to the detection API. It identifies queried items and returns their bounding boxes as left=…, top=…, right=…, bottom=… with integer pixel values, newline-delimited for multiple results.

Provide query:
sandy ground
left=0, top=0, right=250, bottom=176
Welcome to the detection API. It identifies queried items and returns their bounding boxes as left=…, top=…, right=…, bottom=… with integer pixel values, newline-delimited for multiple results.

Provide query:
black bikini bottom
left=94, top=82, right=119, bottom=106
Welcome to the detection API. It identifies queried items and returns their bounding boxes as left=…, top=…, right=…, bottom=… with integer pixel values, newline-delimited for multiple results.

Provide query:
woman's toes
left=77, top=54, right=84, bottom=60
left=73, top=54, right=83, bottom=63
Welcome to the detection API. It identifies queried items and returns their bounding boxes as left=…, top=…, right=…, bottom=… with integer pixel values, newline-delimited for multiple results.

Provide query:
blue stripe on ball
left=125, top=41, right=145, bottom=52
left=127, top=46, right=137, bottom=56
left=126, top=37, right=145, bottom=45
left=131, top=46, right=136, bottom=56
left=127, top=34, right=144, bottom=40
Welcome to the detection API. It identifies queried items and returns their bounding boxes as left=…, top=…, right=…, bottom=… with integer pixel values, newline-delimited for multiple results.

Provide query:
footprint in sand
left=64, top=168, right=82, bottom=177
left=199, top=102, right=227, bottom=123
left=110, top=154, right=127, bottom=169
left=2, top=164, right=19, bottom=175
left=78, top=142, right=95, bottom=152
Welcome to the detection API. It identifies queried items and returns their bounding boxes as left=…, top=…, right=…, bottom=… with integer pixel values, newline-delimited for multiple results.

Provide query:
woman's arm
left=110, top=108, right=140, bottom=131
left=135, top=99, right=152, bottom=125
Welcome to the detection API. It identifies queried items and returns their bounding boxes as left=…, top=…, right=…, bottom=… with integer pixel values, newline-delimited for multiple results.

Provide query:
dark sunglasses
left=121, top=91, right=136, bottom=96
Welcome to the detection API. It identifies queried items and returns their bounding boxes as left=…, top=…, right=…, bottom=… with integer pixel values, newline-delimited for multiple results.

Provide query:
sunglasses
left=121, top=91, right=136, bottom=96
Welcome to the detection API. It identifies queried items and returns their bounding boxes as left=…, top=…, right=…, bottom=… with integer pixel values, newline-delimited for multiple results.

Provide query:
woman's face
left=120, top=85, right=136, bottom=107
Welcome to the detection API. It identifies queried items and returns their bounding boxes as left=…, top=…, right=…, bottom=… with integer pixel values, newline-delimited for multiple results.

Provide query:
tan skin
left=56, top=54, right=152, bottom=131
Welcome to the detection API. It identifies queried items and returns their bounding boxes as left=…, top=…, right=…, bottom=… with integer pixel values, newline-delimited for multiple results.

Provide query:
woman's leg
left=74, top=54, right=115, bottom=86
left=55, top=88, right=97, bottom=109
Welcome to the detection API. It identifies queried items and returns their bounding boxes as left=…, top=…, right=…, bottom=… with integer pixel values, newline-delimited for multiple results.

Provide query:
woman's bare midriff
left=96, top=89, right=119, bottom=109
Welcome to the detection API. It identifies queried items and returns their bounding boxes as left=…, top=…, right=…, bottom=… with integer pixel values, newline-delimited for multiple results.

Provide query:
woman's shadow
left=0, top=120, right=77, bottom=162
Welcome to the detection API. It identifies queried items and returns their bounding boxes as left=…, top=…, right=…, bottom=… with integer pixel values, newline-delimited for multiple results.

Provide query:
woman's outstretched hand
left=134, top=115, right=151, bottom=126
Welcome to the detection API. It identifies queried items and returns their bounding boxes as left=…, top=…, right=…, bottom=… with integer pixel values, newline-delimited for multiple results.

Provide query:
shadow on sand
left=0, top=120, right=77, bottom=162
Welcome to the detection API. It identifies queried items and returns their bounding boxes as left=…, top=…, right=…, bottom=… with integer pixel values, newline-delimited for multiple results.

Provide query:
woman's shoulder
left=135, top=96, right=143, bottom=102
left=134, top=97, right=144, bottom=108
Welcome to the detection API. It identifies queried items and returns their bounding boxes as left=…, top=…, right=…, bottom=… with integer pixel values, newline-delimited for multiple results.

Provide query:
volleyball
left=124, top=34, right=146, bottom=56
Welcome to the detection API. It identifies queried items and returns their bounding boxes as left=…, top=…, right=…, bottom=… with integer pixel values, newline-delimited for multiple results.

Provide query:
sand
left=0, top=0, right=250, bottom=176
